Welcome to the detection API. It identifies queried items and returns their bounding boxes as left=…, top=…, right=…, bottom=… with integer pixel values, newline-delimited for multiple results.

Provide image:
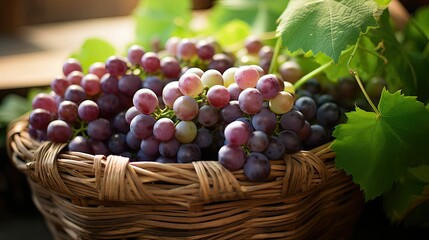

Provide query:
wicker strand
left=30, top=141, right=73, bottom=196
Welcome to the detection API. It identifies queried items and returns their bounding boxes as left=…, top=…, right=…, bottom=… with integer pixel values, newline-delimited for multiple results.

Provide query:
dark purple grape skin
left=243, top=152, right=271, bottom=181
left=29, top=108, right=53, bottom=131
left=58, top=100, right=78, bottom=123
left=97, top=94, right=121, bottom=118
left=177, top=143, right=201, bottom=163
left=251, top=107, right=277, bottom=135
left=105, top=56, right=128, bottom=77
left=316, top=102, right=341, bottom=128
left=90, top=139, right=111, bottom=156
left=278, top=130, right=301, bottom=154
left=160, top=56, right=181, bottom=79
left=246, top=130, right=269, bottom=152
left=64, top=85, right=87, bottom=104
left=136, top=150, right=158, bottom=162
left=68, top=136, right=92, bottom=154
left=108, top=133, right=128, bottom=154
left=113, top=111, right=129, bottom=134
left=87, top=118, right=112, bottom=141
left=218, top=144, right=246, bottom=171
left=303, top=124, right=329, bottom=150
left=118, top=74, right=142, bottom=97
left=155, top=155, right=177, bottom=163
left=159, top=138, right=181, bottom=158
left=208, top=53, right=234, bottom=74
left=280, top=109, right=305, bottom=134
left=129, top=114, right=156, bottom=140
left=100, top=74, right=119, bottom=94
left=78, top=100, right=99, bottom=123
left=263, top=136, right=286, bottom=160
left=194, top=128, right=213, bottom=149
left=140, top=135, right=160, bottom=156
left=46, top=120, right=72, bottom=143
left=294, top=96, right=317, bottom=121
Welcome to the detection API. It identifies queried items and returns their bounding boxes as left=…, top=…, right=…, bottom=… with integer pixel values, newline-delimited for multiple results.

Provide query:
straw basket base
left=8, top=115, right=364, bottom=240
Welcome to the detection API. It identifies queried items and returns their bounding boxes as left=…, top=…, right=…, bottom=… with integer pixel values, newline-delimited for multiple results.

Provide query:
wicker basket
left=7, top=114, right=364, bottom=240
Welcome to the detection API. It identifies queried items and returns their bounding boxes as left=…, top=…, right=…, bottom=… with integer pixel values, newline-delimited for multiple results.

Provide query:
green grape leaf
left=366, top=11, right=420, bottom=98
left=212, top=20, right=251, bottom=51
left=133, top=0, right=192, bottom=50
left=373, top=0, right=391, bottom=8
left=314, top=35, right=379, bottom=82
left=332, top=89, right=429, bottom=201
left=207, top=0, right=289, bottom=34
left=276, top=0, right=380, bottom=63
left=403, top=6, right=429, bottom=53
left=383, top=166, right=429, bottom=223
left=70, top=38, right=116, bottom=73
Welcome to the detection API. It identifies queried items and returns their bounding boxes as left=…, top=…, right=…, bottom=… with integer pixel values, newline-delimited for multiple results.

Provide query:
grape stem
left=347, top=34, right=380, bottom=115
left=268, top=36, right=282, bottom=74
left=293, top=60, right=333, bottom=89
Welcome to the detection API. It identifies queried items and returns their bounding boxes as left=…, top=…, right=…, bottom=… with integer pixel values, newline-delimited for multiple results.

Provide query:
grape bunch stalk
left=28, top=36, right=349, bottom=181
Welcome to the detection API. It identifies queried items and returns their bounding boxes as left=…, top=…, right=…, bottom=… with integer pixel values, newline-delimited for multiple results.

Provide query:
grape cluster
left=28, top=36, right=352, bottom=182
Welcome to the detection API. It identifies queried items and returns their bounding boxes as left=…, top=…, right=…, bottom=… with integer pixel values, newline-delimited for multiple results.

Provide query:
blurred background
left=0, top=0, right=428, bottom=239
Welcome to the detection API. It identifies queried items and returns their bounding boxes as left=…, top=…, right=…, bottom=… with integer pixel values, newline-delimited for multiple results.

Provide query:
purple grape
left=279, top=109, right=305, bottom=134
left=29, top=108, right=53, bottom=131
left=251, top=107, right=277, bottom=135
left=142, top=76, right=164, bottom=97
left=198, top=105, right=219, bottom=127
left=126, top=131, right=141, bottom=151
left=97, top=94, right=121, bottom=118
left=278, top=130, right=301, bottom=154
left=100, top=74, right=119, bottom=94
left=130, top=114, right=155, bottom=139
left=125, top=106, right=140, bottom=124
left=127, top=44, right=145, bottom=65
left=140, top=135, right=160, bottom=156
left=256, top=74, right=280, bottom=99
left=197, top=40, right=215, bottom=61
left=108, top=133, right=128, bottom=154
left=141, top=52, right=161, bottom=73
left=316, top=102, right=341, bottom=128
left=155, top=155, right=177, bottom=163
left=303, top=124, right=329, bottom=150
left=159, top=138, right=181, bottom=157
left=238, top=88, right=263, bottom=115
left=208, top=53, right=233, bottom=74
left=112, top=111, right=129, bottom=134
left=87, top=118, right=112, bottom=141
left=90, top=139, right=111, bottom=155
left=51, top=75, right=70, bottom=97
left=243, top=152, right=271, bottom=181
left=246, top=130, right=269, bottom=152
left=194, top=128, right=213, bottom=149
left=63, top=58, right=82, bottom=76
left=47, top=120, right=72, bottom=143
left=32, top=93, right=58, bottom=114
left=118, top=74, right=142, bottom=97
left=68, top=136, right=92, bottom=154
left=263, top=136, right=286, bottom=160
left=58, top=100, right=78, bottom=123
left=64, top=84, right=87, bottom=104
left=106, top=56, right=128, bottom=77
left=177, top=143, right=201, bottom=163
left=78, top=100, right=99, bottom=122
left=153, top=118, right=175, bottom=142
left=218, top=144, right=246, bottom=171
left=224, top=120, right=251, bottom=146
left=221, top=100, right=243, bottom=123
left=294, top=96, right=317, bottom=121
left=160, top=56, right=181, bottom=79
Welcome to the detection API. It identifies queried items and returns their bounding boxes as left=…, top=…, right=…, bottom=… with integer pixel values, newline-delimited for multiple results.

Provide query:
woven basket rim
left=7, top=113, right=338, bottom=207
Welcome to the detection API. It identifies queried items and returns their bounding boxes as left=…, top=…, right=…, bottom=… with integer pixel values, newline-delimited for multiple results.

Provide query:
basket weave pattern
left=7, top=115, right=364, bottom=240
